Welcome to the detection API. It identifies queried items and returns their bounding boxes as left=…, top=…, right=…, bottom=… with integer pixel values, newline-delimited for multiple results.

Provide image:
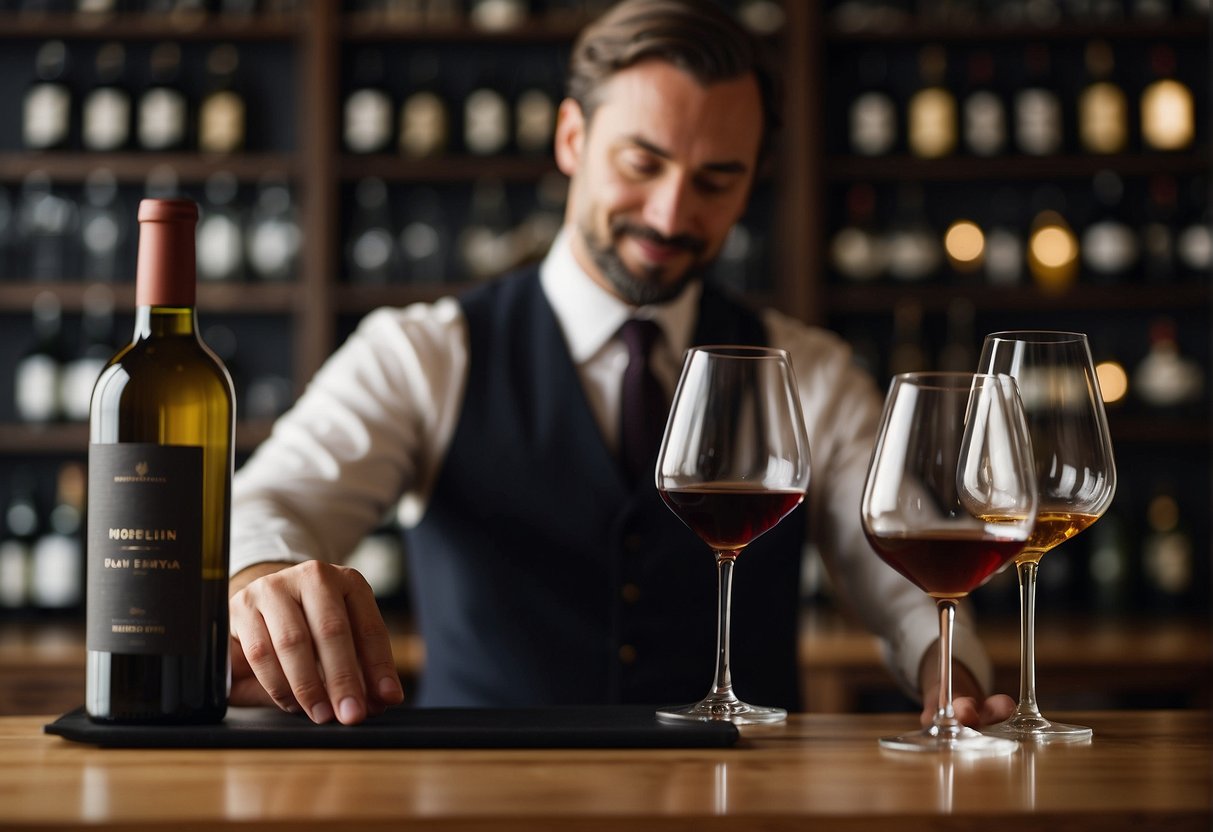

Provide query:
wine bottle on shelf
left=1026, top=186, right=1078, bottom=294
left=80, top=168, right=130, bottom=284
left=1140, top=174, right=1177, bottom=283
left=943, top=217, right=985, bottom=274
left=398, top=51, right=448, bottom=159
left=885, top=185, right=942, bottom=282
left=14, top=292, right=65, bottom=424
left=30, top=461, right=85, bottom=610
left=1176, top=176, right=1212, bottom=281
left=347, top=177, right=399, bottom=284
left=344, top=48, right=393, bottom=155
left=468, top=0, right=528, bottom=31
left=937, top=297, right=976, bottom=372
left=399, top=186, right=450, bottom=284
left=829, top=183, right=885, bottom=283
left=76, top=0, right=118, bottom=20
left=1140, top=45, right=1195, bottom=152
left=245, top=175, right=299, bottom=282
left=514, top=60, right=557, bottom=157
left=737, top=0, right=786, bottom=34
left=23, top=40, right=72, bottom=151
left=197, top=44, right=245, bottom=155
left=81, top=42, right=131, bottom=153
left=1131, top=0, right=1172, bottom=20
left=714, top=222, right=757, bottom=293
left=1087, top=508, right=1132, bottom=614
left=0, top=184, right=13, bottom=280
left=61, top=284, right=116, bottom=423
left=463, top=74, right=511, bottom=157
left=1141, top=486, right=1194, bottom=609
left=86, top=198, right=235, bottom=724
left=1077, top=40, right=1128, bottom=155
left=0, top=471, right=39, bottom=612
left=983, top=188, right=1024, bottom=287
left=196, top=171, right=245, bottom=283
left=512, top=171, right=566, bottom=268
left=1081, top=170, right=1138, bottom=284
left=458, top=178, right=514, bottom=280
left=137, top=43, right=189, bottom=152
left=960, top=49, right=1006, bottom=157
left=18, top=171, right=79, bottom=282
left=1014, top=44, right=1063, bottom=156
left=907, top=45, right=957, bottom=159
left=1133, top=317, right=1203, bottom=409
left=848, top=49, right=897, bottom=157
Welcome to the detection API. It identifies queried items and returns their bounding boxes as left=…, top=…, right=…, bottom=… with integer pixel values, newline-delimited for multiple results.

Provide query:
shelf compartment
left=821, top=151, right=1211, bottom=182
left=0, top=11, right=302, bottom=41
left=339, top=155, right=557, bottom=184
left=824, top=282, right=1211, bottom=314
left=0, top=282, right=298, bottom=314
left=0, top=153, right=299, bottom=184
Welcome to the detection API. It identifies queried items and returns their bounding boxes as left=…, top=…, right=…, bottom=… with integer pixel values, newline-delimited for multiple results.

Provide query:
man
left=228, top=0, right=1013, bottom=728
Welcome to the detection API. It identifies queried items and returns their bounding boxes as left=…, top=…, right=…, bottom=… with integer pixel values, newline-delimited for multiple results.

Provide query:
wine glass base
left=656, top=697, right=787, bottom=725
left=879, top=725, right=1019, bottom=755
left=983, top=714, right=1093, bottom=743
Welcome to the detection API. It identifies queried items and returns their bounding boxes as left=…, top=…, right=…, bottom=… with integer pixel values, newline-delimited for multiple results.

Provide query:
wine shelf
left=825, top=18, right=1211, bottom=43
left=339, top=155, right=557, bottom=184
left=0, top=11, right=302, bottom=41
left=825, top=283, right=1212, bottom=314
left=0, top=153, right=300, bottom=184
left=0, top=282, right=298, bottom=314
left=822, top=151, right=1212, bottom=182
left=0, top=420, right=274, bottom=455
left=342, top=15, right=586, bottom=43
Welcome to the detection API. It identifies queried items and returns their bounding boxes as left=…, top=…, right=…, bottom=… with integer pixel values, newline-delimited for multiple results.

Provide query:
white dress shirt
left=231, top=231, right=993, bottom=699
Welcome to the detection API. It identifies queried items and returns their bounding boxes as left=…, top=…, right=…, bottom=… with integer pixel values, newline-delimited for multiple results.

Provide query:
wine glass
left=861, top=372, right=1038, bottom=754
left=978, top=331, right=1117, bottom=743
left=654, top=346, right=811, bottom=724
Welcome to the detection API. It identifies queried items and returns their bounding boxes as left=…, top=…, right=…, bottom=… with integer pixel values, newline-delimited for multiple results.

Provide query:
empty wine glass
left=978, top=331, right=1116, bottom=743
left=861, top=372, right=1037, bottom=754
left=655, top=346, right=811, bottom=724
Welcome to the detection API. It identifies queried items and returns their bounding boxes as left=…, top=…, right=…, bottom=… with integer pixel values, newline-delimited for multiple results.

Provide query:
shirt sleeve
left=763, top=310, right=994, bottom=700
left=230, top=298, right=467, bottom=577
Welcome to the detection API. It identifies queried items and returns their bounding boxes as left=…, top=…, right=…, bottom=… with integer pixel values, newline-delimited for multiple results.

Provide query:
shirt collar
left=539, top=229, right=701, bottom=365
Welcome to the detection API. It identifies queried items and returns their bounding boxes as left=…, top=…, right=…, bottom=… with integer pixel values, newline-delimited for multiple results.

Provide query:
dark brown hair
left=566, top=0, right=781, bottom=160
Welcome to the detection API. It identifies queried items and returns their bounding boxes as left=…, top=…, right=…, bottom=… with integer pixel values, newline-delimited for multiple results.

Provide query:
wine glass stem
left=1014, top=560, right=1042, bottom=718
left=932, top=599, right=960, bottom=732
left=710, top=552, right=738, bottom=698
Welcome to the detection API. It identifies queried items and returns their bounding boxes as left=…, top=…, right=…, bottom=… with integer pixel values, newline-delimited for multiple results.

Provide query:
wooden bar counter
left=1, top=709, right=1209, bottom=831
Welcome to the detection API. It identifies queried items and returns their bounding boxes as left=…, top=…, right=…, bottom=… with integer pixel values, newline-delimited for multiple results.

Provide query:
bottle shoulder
left=94, top=334, right=235, bottom=401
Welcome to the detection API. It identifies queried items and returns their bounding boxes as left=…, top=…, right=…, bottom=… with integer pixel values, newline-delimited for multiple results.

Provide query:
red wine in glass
left=660, top=484, right=805, bottom=553
left=863, top=530, right=1023, bottom=599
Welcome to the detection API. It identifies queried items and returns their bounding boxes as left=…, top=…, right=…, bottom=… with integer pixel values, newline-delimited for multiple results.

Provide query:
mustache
left=610, top=220, right=707, bottom=256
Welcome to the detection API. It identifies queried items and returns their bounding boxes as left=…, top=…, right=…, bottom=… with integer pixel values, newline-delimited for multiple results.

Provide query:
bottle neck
left=133, top=305, right=197, bottom=340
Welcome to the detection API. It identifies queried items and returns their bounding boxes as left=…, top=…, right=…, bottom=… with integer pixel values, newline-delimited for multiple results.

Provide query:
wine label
left=87, top=444, right=203, bottom=655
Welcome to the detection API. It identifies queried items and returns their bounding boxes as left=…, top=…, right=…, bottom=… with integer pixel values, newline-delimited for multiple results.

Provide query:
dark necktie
left=618, top=318, right=667, bottom=487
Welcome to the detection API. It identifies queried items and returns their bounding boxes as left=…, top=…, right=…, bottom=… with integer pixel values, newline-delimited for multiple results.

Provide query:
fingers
left=980, top=694, right=1017, bottom=726
left=951, top=696, right=981, bottom=727
left=229, top=560, right=402, bottom=726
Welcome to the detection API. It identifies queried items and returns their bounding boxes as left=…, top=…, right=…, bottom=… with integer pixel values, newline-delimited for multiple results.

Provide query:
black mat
left=44, top=705, right=740, bottom=749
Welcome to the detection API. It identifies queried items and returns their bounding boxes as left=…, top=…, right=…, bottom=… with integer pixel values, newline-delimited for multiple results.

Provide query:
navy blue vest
left=404, top=268, right=806, bottom=709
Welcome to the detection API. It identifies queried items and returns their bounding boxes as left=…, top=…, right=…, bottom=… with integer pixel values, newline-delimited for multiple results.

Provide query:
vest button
left=621, top=583, right=641, bottom=604
left=618, top=644, right=637, bottom=664
left=623, top=533, right=644, bottom=553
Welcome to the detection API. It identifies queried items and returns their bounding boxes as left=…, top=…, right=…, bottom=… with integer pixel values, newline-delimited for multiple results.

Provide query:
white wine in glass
left=978, top=331, right=1117, bottom=743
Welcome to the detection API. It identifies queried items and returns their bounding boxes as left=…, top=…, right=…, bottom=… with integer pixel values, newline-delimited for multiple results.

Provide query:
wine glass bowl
left=861, top=372, right=1038, bottom=754
left=978, top=332, right=1117, bottom=743
left=654, top=346, right=811, bottom=725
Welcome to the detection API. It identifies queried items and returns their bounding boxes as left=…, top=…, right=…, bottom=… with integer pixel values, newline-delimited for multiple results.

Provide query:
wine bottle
left=344, top=49, right=393, bottom=155
left=80, top=167, right=129, bottom=283
left=463, top=75, right=510, bottom=157
left=1176, top=176, right=1212, bottom=281
left=982, top=190, right=1023, bottom=287
left=468, top=0, right=528, bottom=31
left=1142, top=486, right=1194, bottom=609
left=14, top=291, right=65, bottom=424
left=197, top=171, right=245, bottom=283
left=1140, top=45, right=1194, bottom=152
left=61, top=284, right=116, bottom=422
left=1140, top=174, right=1177, bottom=283
left=885, top=185, right=942, bottom=282
left=830, top=183, right=886, bottom=282
left=197, top=44, right=245, bottom=155
left=1077, top=40, right=1127, bottom=155
left=31, top=461, right=85, bottom=610
left=245, top=175, right=300, bottom=282
left=86, top=198, right=234, bottom=724
left=347, top=177, right=399, bottom=284
left=961, top=49, right=1006, bottom=157
left=0, top=470, right=39, bottom=612
left=848, top=50, right=897, bottom=157
left=514, top=60, right=556, bottom=157
left=18, top=171, right=79, bottom=282
left=0, top=184, right=13, bottom=279
left=1081, top=170, right=1138, bottom=283
left=81, top=42, right=131, bottom=153
left=398, top=51, right=448, bottom=159
left=23, top=40, right=72, bottom=151
left=907, top=45, right=957, bottom=159
left=399, top=186, right=449, bottom=284
left=887, top=299, right=928, bottom=378
left=137, top=43, right=189, bottom=152
left=1014, top=44, right=1063, bottom=156
left=458, top=178, right=514, bottom=279
left=1133, top=317, right=1203, bottom=409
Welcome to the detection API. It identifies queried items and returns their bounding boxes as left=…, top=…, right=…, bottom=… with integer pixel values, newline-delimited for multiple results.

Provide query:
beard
left=581, top=217, right=711, bottom=307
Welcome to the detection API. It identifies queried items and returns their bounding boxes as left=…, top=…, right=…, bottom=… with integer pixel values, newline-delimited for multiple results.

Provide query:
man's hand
left=228, top=560, right=406, bottom=725
left=918, top=641, right=1015, bottom=728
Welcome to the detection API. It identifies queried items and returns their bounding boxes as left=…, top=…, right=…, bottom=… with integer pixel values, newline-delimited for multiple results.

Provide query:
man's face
left=554, top=60, right=764, bottom=306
